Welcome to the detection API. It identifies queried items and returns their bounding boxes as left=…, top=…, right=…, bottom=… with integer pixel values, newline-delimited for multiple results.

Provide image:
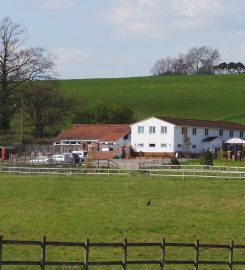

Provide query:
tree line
left=151, top=46, right=245, bottom=76
left=0, top=18, right=134, bottom=143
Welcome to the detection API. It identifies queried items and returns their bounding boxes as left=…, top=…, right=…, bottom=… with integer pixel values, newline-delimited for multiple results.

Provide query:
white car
left=29, top=156, right=50, bottom=165
left=50, top=154, right=66, bottom=163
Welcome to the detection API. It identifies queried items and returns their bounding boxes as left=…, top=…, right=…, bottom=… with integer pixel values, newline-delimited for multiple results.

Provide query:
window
left=230, top=130, right=233, bottom=137
left=161, top=143, right=167, bottom=148
left=205, top=128, right=209, bottom=136
left=240, top=131, right=244, bottom=138
left=219, top=129, right=223, bottom=136
left=149, top=126, right=156, bottom=134
left=138, top=126, right=144, bottom=134
left=161, top=126, right=167, bottom=134
left=137, top=143, right=144, bottom=148
left=177, top=144, right=181, bottom=148
left=149, top=143, right=155, bottom=147
left=192, top=128, right=196, bottom=135
left=182, top=127, right=187, bottom=134
left=192, top=145, right=196, bottom=149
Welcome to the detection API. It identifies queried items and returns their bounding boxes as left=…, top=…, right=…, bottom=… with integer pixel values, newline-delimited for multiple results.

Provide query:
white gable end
left=131, top=117, right=175, bottom=153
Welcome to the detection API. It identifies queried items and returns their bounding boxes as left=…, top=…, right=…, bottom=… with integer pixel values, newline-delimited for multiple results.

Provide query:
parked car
left=72, top=151, right=88, bottom=163
left=29, top=156, right=50, bottom=165
left=50, top=154, right=66, bottom=163
left=72, top=150, right=88, bottom=159
left=62, top=152, right=73, bottom=159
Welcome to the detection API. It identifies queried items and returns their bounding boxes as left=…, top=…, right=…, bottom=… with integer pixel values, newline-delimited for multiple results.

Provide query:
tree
left=151, top=54, right=187, bottom=76
left=200, top=150, right=213, bottom=165
left=186, top=46, right=220, bottom=75
left=213, top=61, right=245, bottom=74
left=23, top=81, right=75, bottom=138
left=0, top=17, right=55, bottom=131
left=182, top=133, right=191, bottom=156
left=74, top=101, right=135, bottom=124
left=151, top=46, right=220, bottom=76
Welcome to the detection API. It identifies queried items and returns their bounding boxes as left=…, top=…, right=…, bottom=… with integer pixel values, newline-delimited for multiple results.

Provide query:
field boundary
left=1, top=236, right=245, bottom=269
left=0, top=165, right=245, bottom=179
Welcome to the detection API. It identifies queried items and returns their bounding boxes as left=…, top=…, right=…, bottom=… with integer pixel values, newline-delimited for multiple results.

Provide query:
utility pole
left=20, top=92, right=23, bottom=143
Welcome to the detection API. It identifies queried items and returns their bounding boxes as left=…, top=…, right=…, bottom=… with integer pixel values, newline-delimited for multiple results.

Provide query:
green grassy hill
left=60, top=74, right=245, bottom=124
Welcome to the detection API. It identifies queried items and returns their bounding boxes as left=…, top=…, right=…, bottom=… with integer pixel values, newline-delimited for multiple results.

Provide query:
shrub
left=200, top=150, right=213, bottom=165
left=171, top=157, right=180, bottom=165
left=217, top=149, right=226, bottom=161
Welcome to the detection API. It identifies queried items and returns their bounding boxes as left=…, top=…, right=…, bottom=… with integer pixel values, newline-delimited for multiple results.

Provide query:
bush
left=217, top=149, right=226, bottom=161
left=200, top=150, right=213, bottom=165
left=171, top=157, right=180, bottom=165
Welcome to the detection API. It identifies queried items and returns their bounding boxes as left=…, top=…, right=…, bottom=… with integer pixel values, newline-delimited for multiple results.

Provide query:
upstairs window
left=149, top=143, right=155, bottom=147
left=219, top=129, right=223, bottom=136
left=240, top=131, right=244, bottom=138
left=149, top=126, right=156, bottom=134
left=182, top=127, right=187, bottom=135
left=205, top=128, right=209, bottom=136
left=138, top=126, right=144, bottom=134
left=161, top=126, right=167, bottom=134
left=230, top=130, right=233, bottom=137
left=192, top=128, right=196, bottom=135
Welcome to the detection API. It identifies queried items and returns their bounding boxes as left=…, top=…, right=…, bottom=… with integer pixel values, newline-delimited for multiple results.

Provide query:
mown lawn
left=1, top=175, right=245, bottom=269
left=60, top=74, right=245, bottom=124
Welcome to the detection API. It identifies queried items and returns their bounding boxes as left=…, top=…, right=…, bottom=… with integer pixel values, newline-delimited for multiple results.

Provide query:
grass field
left=1, top=175, right=245, bottom=269
left=60, top=74, right=245, bottom=124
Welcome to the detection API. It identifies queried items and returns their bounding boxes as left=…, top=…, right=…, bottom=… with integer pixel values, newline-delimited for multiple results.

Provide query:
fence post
left=40, top=236, right=46, bottom=270
left=84, top=238, right=90, bottom=270
left=0, top=235, right=3, bottom=270
left=229, top=240, right=233, bottom=270
left=122, top=238, right=127, bottom=270
left=160, top=238, right=166, bottom=270
left=194, top=239, right=199, bottom=270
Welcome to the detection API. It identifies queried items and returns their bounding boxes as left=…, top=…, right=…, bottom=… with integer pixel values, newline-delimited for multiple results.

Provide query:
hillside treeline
left=151, top=46, right=245, bottom=76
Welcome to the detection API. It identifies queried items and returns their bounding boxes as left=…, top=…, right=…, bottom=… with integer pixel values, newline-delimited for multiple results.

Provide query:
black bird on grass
left=147, top=200, right=151, bottom=206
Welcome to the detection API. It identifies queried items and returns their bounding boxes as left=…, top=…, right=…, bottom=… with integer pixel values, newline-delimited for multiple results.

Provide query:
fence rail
left=0, top=165, right=245, bottom=179
left=1, top=236, right=245, bottom=269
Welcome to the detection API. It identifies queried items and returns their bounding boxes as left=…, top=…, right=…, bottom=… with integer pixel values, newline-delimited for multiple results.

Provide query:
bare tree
left=151, top=54, right=187, bottom=76
left=186, top=46, right=220, bottom=75
left=0, top=17, right=56, bottom=130
left=151, top=57, right=173, bottom=75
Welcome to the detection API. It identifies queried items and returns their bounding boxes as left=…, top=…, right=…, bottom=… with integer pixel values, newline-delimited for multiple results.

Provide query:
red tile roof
left=156, top=116, right=245, bottom=131
left=55, top=124, right=130, bottom=142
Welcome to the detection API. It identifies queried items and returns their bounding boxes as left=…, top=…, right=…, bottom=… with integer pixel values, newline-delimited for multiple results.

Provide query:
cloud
left=54, top=48, right=92, bottom=79
left=41, top=0, right=75, bottom=11
left=105, top=0, right=245, bottom=38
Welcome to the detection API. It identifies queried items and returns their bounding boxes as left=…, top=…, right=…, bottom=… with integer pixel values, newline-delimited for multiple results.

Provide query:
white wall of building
left=130, top=117, right=175, bottom=153
left=131, top=117, right=245, bottom=154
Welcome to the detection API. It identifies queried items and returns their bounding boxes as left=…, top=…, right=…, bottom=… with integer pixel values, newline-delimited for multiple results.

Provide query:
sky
left=1, top=0, right=245, bottom=79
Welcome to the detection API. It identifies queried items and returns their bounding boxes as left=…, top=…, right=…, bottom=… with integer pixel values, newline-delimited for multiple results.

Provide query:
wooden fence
left=0, top=165, right=245, bottom=179
left=1, top=236, right=245, bottom=269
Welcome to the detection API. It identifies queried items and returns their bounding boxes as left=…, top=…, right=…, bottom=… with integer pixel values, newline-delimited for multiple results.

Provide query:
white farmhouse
left=130, top=116, right=245, bottom=156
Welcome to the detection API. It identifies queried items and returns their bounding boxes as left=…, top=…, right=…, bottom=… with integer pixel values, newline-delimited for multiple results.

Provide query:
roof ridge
left=154, top=116, right=245, bottom=126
